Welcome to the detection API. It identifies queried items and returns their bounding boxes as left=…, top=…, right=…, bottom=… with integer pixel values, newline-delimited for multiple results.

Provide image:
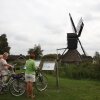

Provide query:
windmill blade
left=77, top=22, right=84, bottom=37
left=69, top=13, right=87, bottom=56
left=69, top=13, right=77, bottom=33
left=78, top=39, right=87, bottom=56
left=57, top=47, right=68, bottom=60
left=76, top=18, right=86, bottom=55
left=77, top=18, right=84, bottom=37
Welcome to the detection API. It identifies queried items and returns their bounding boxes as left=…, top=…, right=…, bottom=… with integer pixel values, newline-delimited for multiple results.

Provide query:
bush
left=58, top=62, right=100, bottom=80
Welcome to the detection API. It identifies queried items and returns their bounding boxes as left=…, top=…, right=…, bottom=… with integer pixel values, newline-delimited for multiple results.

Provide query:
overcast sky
left=0, top=0, right=100, bottom=56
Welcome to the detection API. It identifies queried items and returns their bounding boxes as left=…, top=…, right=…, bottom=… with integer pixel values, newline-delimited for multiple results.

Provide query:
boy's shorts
left=25, top=74, right=35, bottom=82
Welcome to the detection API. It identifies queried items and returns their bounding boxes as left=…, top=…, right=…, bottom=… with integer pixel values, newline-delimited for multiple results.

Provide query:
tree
left=28, top=44, right=43, bottom=60
left=0, top=34, right=10, bottom=54
left=94, top=52, right=100, bottom=59
left=42, top=54, right=57, bottom=61
left=93, top=51, right=100, bottom=64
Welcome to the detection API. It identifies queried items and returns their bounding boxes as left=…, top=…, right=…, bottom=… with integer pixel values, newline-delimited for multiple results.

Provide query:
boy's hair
left=29, top=52, right=35, bottom=59
left=28, top=49, right=35, bottom=54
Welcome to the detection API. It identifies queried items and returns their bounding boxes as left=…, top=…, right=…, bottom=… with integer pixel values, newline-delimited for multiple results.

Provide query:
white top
left=0, top=58, right=8, bottom=75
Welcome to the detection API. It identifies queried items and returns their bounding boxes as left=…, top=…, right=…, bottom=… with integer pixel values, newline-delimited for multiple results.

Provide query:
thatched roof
left=61, top=49, right=82, bottom=63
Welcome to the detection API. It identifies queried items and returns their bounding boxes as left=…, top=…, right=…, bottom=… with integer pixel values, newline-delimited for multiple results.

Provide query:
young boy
left=25, top=51, right=37, bottom=99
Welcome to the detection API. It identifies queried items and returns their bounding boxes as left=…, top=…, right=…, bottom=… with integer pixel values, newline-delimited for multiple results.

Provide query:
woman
left=25, top=51, right=37, bottom=99
left=0, top=52, right=12, bottom=82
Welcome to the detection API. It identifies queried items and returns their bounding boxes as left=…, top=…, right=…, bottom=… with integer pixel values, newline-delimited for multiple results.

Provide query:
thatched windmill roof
left=61, top=49, right=82, bottom=63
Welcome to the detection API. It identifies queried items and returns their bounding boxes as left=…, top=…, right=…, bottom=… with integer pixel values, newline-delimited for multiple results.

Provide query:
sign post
left=56, top=49, right=59, bottom=88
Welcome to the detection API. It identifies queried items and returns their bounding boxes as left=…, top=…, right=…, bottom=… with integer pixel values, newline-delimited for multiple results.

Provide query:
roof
left=61, top=49, right=82, bottom=63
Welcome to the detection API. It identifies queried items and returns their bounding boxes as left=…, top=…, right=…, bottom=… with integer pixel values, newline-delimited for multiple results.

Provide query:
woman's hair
left=3, top=52, right=9, bottom=57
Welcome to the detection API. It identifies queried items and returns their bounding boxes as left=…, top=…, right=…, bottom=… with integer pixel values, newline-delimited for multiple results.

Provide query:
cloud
left=0, top=0, right=100, bottom=56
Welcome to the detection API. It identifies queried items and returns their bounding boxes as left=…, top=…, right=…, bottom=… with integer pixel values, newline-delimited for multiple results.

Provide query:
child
left=25, top=51, right=37, bottom=99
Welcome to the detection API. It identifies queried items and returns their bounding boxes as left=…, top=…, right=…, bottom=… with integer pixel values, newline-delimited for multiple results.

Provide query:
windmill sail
left=76, top=18, right=84, bottom=37
left=69, top=13, right=86, bottom=56
left=69, top=13, right=77, bottom=33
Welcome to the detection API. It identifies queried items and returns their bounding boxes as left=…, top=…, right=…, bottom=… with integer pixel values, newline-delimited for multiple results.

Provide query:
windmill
left=58, top=13, right=86, bottom=63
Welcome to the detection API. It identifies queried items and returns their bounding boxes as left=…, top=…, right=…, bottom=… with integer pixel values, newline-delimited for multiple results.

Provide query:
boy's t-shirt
left=25, top=59, right=36, bottom=75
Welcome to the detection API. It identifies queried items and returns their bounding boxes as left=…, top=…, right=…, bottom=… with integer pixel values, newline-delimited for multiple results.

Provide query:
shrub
left=58, top=62, right=100, bottom=80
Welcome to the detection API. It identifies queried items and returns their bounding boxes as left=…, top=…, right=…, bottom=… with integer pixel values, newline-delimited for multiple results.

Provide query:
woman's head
left=3, top=52, right=9, bottom=60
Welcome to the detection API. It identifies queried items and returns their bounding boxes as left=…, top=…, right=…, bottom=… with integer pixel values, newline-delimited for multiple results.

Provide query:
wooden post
left=56, top=49, right=59, bottom=88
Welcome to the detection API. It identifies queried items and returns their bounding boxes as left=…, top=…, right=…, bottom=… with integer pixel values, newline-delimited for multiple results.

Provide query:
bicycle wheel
left=0, top=80, right=3, bottom=93
left=9, top=79, right=25, bottom=96
left=35, top=74, right=48, bottom=92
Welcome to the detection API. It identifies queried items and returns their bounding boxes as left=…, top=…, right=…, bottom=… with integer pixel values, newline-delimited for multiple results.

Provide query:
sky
left=0, top=0, right=100, bottom=56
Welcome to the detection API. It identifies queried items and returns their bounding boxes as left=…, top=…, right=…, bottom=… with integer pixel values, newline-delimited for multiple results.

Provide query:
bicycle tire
left=35, top=74, right=48, bottom=92
left=0, top=80, right=3, bottom=92
left=9, top=79, right=25, bottom=96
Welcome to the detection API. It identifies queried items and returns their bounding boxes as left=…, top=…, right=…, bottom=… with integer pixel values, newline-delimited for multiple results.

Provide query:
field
left=0, top=75, right=100, bottom=100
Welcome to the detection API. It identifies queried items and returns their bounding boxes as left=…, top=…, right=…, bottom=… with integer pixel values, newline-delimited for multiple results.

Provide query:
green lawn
left=0, top=75, right=100, bottom=100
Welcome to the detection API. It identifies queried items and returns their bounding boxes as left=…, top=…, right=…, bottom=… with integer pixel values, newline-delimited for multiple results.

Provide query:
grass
left=0, top=75, right=100, bottom=100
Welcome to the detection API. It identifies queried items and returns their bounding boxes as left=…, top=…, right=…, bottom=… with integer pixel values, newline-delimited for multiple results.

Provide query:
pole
left=56, top=49, right=59, bottom=88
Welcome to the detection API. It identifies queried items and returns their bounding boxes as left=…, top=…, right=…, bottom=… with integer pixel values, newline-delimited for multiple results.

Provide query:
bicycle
left=7, top=55, right=48, bottom=96
left=9, top=68, right=48, bottom=96
left=19, top=68, right=48, bottom=92
left=0, top=65, right=25, bottom=96
left=15, top=55, right=48, bottom=92
left=35, top=68, right=48, bottom=92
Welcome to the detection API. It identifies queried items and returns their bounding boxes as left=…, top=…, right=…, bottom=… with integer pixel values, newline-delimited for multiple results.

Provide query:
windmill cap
left=67, top=33, right=78, bottom=38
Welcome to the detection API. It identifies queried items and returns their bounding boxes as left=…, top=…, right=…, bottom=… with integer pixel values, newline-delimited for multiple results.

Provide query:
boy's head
left=29, top=52, right=35, bottom=59
left=28, top=49, right=35, bottom=59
